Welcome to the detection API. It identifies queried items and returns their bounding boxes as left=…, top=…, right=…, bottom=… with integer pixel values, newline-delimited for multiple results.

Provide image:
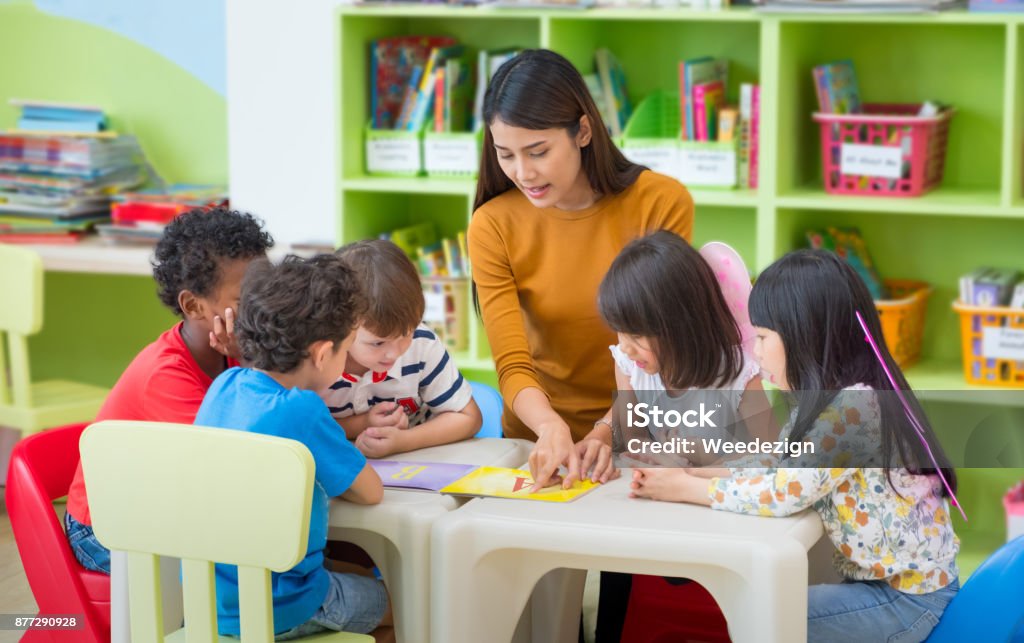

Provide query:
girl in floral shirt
left=631, top=250, right=960, bottom=642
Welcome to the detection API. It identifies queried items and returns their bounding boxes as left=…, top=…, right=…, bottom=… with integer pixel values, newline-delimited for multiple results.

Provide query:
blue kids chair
left=926, top=535, right=1024, bottom=642
left=468, top=381, right=503, bottom=438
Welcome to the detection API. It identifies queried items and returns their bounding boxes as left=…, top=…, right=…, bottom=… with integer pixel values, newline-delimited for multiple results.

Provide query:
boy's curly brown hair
left=236, top=254, right=366, bottom=372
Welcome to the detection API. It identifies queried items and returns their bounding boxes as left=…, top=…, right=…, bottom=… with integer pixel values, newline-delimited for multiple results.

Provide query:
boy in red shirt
left=65, top=207, right=273, bottom=573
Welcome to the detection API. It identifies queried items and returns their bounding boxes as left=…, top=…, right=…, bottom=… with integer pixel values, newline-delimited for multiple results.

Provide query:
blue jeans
left=808, top=578, right=959, bottom=642
left=64, top=511, right=111, bottom=574
left=274, top=571, right=388, bottom=640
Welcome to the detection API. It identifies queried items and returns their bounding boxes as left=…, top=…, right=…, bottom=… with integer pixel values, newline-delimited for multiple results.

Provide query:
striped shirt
left=321, top=324, right=472, bottom=427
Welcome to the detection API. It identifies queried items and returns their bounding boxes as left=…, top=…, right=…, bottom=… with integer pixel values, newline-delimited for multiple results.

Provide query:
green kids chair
left=80, top=420, right=374, bottom=642
left=0, top=244, right=108, bottom=436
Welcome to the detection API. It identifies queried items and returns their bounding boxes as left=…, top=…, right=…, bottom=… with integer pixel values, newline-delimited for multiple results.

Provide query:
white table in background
left=327, top=437, right=532, bottom=643
left=430, top=471, right=825, bottom=643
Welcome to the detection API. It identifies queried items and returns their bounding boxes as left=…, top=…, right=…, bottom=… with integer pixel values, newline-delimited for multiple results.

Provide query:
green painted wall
left=0, top=2, right=226, bottom=386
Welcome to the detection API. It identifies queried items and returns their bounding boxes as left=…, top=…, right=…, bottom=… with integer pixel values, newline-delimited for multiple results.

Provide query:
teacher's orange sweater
left=469, top=170, right=694, bottom=441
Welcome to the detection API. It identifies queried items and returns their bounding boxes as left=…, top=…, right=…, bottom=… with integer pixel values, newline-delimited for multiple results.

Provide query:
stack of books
left=0, top=131, right=145, bottom=244
left=97, top=184, right=228, bottom=245
left=10, top=99, right=110, bottom=135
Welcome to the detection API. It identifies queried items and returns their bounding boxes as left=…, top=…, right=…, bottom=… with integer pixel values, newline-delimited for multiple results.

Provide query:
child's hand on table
left=367, top=401, right=409, bottom=431
left=355, top=424, right=405, bottom=458
left=630, top=468, right=712, bottom=506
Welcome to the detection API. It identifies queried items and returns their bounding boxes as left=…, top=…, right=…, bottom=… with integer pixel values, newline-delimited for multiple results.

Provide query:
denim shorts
left=275, top=571, right=388, bottom=640
left=64, top=511, right=111, bottom=575
left=808, top=578, right=959, bottom=643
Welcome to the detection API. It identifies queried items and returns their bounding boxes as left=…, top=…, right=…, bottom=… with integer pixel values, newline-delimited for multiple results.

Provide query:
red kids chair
left=5, top=422, right=109, bottom=643
left=620, top=575, right=731, bottom=643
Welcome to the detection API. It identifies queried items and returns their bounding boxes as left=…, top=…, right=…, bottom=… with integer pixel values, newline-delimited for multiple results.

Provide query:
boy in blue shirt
left=195, top=254, right=392, bottom=641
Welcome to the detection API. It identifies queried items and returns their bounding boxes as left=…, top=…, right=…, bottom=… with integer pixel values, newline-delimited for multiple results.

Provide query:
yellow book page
left=439, top=466, right=599, bottom=503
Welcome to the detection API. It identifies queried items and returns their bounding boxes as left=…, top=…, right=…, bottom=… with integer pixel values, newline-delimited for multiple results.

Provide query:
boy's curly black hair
left=235, top=254, right=367, bottom=373
left=152, top=207, right=274, bottom=315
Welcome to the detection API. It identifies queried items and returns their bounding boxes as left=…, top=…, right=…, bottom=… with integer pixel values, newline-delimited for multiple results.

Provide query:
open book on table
left=368, top=461, right=599, bottom=503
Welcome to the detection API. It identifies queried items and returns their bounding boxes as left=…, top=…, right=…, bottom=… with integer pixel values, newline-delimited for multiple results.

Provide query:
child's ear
left=178, top=290, right=205, bottom=320
left=311, top=340, right=336, bottom=370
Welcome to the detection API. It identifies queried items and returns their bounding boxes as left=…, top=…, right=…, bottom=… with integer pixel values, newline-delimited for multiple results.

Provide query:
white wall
left=226, top=0, right=341, bottom=247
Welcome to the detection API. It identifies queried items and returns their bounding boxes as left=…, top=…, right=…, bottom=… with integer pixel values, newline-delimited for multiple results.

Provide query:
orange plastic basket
left=875, top=280, right=931, bottom=368
left=953, top=302, right=1024, bottom=388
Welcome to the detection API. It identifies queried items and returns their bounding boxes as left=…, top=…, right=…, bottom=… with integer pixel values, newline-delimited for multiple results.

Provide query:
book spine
left=812, top=66, right=833, bottom=114
left=749, top=85, right=760, bottom=189
left=678, top=62, right=688, bottom=141
left=17, top=117, right=102, bottom=133
left=684, top=62, right=695, bottom=141
left=20, top=106, right=106, bottom=123
left=370, top=40, right=381, bottom=128
left=693, top=85, right=709, bottom=142
left=717, top=107, right=738, bottom=142
left=435, top=69, right=446, bottom=133
left=395, top=65, right=423, bottom=131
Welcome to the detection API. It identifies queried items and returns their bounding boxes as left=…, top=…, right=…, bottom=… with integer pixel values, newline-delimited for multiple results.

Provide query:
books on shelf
left=807, top=227, right=888, bottom=300
left=679, top=57, right=728, bottom=141
left=594, top=48, right=632, bottom=138
left=472, top=48, right=520, bottom=132
left=371, top=35, right=458, bottom=130
left=959, top=268, right=1022, bottom=307
left=812, top=60, right=862, bottom=115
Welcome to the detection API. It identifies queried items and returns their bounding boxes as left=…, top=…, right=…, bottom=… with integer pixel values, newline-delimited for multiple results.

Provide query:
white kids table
left=326, top=437, right=532, bottom=643
left=110, top=437, right=532, bottom=643
left=430, top=471, right=826, bottom=643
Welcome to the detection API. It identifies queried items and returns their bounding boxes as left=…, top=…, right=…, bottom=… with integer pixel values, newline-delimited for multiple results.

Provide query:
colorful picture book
left=369, top=460, right=478, bottom=491
left=370, top=461, right=600, bottom=502
left=812, top=60, right=862, bottom=115
left=806, top=226, right=888, bottom=300
left=440, top=466, right=600, bottom=503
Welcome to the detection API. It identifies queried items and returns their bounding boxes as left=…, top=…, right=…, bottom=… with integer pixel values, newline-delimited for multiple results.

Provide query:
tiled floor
left=0, top=497, right=40, bottom=643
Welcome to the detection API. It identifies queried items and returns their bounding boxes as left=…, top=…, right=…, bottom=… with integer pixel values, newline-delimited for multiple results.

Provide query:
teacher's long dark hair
left=473, top=48, right=644, bottom=211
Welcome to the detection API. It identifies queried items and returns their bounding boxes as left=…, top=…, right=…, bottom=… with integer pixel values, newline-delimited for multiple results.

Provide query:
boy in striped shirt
left=322, top=239, right=482, bottom=457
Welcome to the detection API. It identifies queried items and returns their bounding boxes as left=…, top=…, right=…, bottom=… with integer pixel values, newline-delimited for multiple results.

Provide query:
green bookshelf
left=336, top=6, right=1024, bottom=394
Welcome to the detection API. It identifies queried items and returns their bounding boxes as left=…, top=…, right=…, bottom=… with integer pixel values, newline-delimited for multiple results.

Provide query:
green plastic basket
left=365, top=121, right=423, bottom=177
left=620, top=92, right=681, bottom=178
left=423, top=124, right=483, bottom=178
left=620, top=92, right=737, bottom=189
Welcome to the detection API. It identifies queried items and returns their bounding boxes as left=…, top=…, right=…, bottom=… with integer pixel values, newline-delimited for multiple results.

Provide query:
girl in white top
left=576, top=230, right=775, bottom=482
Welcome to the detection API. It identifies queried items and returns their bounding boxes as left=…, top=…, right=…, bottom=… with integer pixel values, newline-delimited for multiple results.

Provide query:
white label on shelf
left=621, top=145, right=679, bottom=178
left=981, top=326, right=1024, bottom=361
left=366, top=138, right=420, bottom=173
left=840, top=143, right=902, bottom=179
left=678, top=148, right=736, bottom=187
left=423, top=291, right=446, bottom=323
left=424, top=139, right=479, bottom=173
